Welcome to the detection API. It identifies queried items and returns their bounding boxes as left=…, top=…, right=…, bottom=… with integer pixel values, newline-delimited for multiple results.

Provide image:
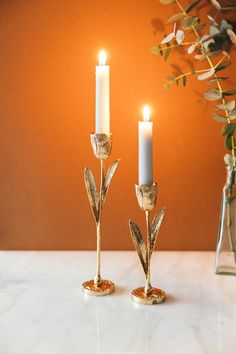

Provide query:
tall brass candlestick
left=129, top=183, right=166, bottom=304
left=82, top=133, right=119, bottom=296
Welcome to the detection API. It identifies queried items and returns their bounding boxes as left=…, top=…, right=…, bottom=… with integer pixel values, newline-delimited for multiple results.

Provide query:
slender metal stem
left=145, top=210, right=152, bottom=295
left=94, top=159, right=105, bottom=286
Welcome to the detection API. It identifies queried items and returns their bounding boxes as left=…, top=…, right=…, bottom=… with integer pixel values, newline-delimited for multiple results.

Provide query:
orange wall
left=0, top=0, right=235, bottom=250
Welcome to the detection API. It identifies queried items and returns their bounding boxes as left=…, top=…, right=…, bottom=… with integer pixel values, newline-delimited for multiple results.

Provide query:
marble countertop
left=0, top=251, right=235, bottom=354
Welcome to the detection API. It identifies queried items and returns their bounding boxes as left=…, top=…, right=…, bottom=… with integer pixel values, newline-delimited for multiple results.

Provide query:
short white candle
left=138, top=105, right=153, bottom=185
left=95, top=50, right=110, bottom=134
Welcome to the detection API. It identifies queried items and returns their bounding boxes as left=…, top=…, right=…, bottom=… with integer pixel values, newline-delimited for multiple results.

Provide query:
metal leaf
left=150, top=208, right=166, bottom=256
left=84, top=167, right=99, bottom=223
left=103, top=159, right=120, bottom=200
left=129, top=220, right=147, bottom=275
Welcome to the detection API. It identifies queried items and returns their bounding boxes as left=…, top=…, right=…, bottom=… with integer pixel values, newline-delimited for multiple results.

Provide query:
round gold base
left=132, top=287, right=166, bottom=305
left=82, top=279, right=115, bottom=296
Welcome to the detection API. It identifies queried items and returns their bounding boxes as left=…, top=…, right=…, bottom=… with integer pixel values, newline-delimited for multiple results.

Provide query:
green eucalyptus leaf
left=151, top=46, right=163, bottom=56
left=173, top=39, right=179, bottom=47
left=212, top=113, right=228, bottom=123
left=164, top=47, right=171, bottom=60
left=229, top=110, right=236, bottom=119
left=223, top=89, right=236, bottom=97
left=197, top=69, right=215, bottom=81
left=207, top=77, right=229, bottom=84
left=182, top=16, right=199, bottom=29
left=161, top=32, right=175, bottom=44
left=215, top=60, right=231, bottom=72
left=167, top=76, right=175, bottom=82
left=204, top=89, right=222, bottom=101
left=216, top=101, right=235, bottom=111
left=182, top=75, right=187, bottom=87
left=220, top=19, right=232, bottom=31
left=190, top=23, right=205, bottom=32
left=210, top=25, right=221, bottom=36
left=226, top=135, right=233, bottom=150
left=222, top=123, right=236, bottom=137
left=224, top=154, right=236, bottom=167
left=167, top=12, right=185, bottom=24
left=185, top=0, right=202, bottom=13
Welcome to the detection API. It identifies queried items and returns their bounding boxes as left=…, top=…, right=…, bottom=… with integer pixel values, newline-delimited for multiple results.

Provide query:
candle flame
left=143, top=105, right=151, bottom=122
left=98, top=50, right=107, bottom=65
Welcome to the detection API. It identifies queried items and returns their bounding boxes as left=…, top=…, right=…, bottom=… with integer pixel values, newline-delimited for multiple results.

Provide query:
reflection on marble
left=0, top=251, right=235, bottom=354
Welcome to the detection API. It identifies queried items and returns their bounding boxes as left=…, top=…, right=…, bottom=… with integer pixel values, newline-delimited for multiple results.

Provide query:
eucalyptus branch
left=160, top=41, right=196, bottom=51
left=171, top=67, right=216, bottom=83
left=174, top=0, right=235, bottom=157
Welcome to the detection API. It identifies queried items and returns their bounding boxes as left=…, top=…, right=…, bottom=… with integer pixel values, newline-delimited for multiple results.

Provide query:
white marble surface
left=0, top=251, right=235, bottom=354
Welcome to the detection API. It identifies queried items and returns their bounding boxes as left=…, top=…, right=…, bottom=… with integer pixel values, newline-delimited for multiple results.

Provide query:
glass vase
left=215, top=166, right=236, bottom=275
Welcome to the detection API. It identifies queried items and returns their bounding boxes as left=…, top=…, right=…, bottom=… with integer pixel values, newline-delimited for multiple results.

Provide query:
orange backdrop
left=0, top=0, right=235, bottom=250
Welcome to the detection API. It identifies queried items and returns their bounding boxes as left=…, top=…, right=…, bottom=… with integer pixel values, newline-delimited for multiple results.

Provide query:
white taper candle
left=138, top=105, right=153, bottom=185
left=95, top=50, right=110, bottom=134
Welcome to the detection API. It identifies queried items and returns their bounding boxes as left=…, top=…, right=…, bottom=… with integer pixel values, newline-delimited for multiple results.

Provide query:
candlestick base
left=82, top=279, right=115, bottom=296
left=131, top=287, right=166, bottom=305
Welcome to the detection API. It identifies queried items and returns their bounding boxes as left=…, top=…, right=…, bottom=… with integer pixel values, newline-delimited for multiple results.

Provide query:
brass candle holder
left=129, top=183, right=166, bottom=304
left=82, top=133, right=120, bottom=296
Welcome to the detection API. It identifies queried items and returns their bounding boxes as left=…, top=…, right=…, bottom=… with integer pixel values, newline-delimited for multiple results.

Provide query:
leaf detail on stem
left=212, top=113, right=228, bottom=123
left=84, top=168, right=99, bottom=223
left=229, top=110, right=236, bottom=120
left=129, top=220, right=147, bottom=275
left=216, top=101, right=235, bottom=112
left=161, top=32, right=175, bottom=44
left=150, top=208, right=166, bottom=256
left=223, top=89, right=236, bottom=97
left=197, top=69, right=215, bottom=81
left=176, top=29, right=185, bottom=44
left=182, top=16, right=199, bottom=29
left=167, top=13, right=185, bottom=24
left=204, top=89, right=222, bottom=101
left=103, top=159, right=120, bottom=201
left=215, top=61, right=231, bottom=72
left=211, top=113, right=228, bottom=123
left=224, top=154, right=236, bottom=167
left=186, top=0, right=202, bottom=14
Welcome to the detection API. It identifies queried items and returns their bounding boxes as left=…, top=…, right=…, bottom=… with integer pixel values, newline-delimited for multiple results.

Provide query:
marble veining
left=0, top=251, right=235, bottom=354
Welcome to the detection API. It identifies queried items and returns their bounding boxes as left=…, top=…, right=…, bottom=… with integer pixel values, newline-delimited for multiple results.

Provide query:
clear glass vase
left=215, top=166, right=236, bottom=275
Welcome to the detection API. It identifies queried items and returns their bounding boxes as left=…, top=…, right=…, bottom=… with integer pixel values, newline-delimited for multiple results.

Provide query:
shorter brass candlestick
left=82, top=133, right=119, bottom=296
left=129, top=183, right=166, bottom=304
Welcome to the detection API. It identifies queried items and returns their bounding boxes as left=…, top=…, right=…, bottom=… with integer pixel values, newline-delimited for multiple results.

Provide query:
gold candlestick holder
left=82, top=133, right=120, bottom=296
left=129, top=183, right=166, bottom=304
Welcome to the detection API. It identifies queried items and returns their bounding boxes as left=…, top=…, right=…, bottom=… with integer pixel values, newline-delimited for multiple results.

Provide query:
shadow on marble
left=113, top=285, right=126, bottom=295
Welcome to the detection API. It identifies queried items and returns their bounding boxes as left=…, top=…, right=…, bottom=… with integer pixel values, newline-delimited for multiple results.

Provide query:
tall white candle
left=95, top=50, right=110, bottom=134
left=139, top=105, right=153, bottom=185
